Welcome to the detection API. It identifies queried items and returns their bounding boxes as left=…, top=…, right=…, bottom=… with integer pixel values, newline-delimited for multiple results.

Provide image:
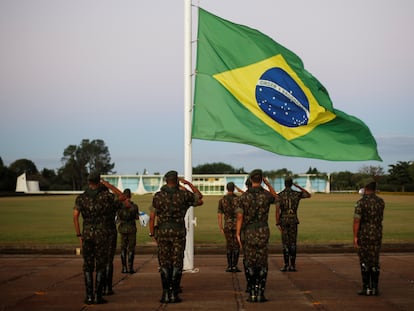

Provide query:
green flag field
left=0, top=193, right=413, bottom=247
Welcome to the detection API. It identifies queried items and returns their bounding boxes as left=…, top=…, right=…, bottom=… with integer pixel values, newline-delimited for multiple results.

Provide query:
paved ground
left=0, top=252, right=413, bottom=311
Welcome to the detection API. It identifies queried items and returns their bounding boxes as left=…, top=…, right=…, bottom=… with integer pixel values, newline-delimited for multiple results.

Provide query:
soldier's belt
left=158, top=222, right=185, bottom=230
left=83, top=223, right=104, bottom=231
left=245, top=222, right=268, bottom=230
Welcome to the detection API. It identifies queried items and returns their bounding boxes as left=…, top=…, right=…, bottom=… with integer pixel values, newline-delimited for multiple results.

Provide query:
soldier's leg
left=82, top=239, right=95, bottom=304
left=230, top=230, right=241, bottom=272
left=95, top=236, right=109, bottom=304
left=370, top=266, right=380, bottom=295
left=288, top=225, right=298, bottom=271
left=127, top=232, right=136, bottom=274
left=358, top=247, right=371, bottom=296
left=120, top=234, right=128, bottom=273
left=104, top=230, right=117, bottom=295
left=256, top=228, right=269, bottom=302
left=370, top=245, right=381, bottom=296
left=224, top=229, right=233, bottom=272
left=169, top=231, right=185, bottom=303
left=280, top=224, right=289, bottom=272
left=157, top=231, right=173, bottom=303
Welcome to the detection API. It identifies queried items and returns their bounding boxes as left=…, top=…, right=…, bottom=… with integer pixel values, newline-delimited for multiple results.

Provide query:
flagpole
left=183, top=0, right=194, bottom=271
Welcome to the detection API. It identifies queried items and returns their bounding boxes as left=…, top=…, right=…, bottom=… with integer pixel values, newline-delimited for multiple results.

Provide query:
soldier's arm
left=73, top=208, right=82, bottom=246
left=263, top=177, right=278, bottom=199
left=236, top=212, right=243, bottom=248
left=353, top=217, right=360, bottom=249
left=293, top=182, right=311, bottom=198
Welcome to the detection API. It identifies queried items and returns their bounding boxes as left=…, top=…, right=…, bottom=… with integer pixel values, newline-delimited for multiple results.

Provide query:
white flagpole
left=183, top=0, right=194, bottom=271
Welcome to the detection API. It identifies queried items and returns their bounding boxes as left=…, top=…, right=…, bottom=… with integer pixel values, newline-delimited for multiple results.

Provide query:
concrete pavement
left=0, top=252, right=413, bottom=311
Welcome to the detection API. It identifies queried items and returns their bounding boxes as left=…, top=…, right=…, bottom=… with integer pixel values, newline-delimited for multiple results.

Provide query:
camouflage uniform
left=102, top=189, right=118, bottom=295
left=218, top=193, right=240, bottom=272
left=236, top=186, right=275, bottom=302
left=151, top=183, right=201, bottom=303
left=74, top=186, right=122, bottom=303
left=277, top=187, right=309, bottom=271
left=354, top=192, right=385, bottom=295
left=117, top=201, right=139, bottom=273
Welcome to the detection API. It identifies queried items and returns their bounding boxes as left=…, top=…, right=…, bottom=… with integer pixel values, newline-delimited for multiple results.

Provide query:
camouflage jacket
left=235, top=186, right=275, bottom=230
left=117, top=201, right=139, bottom=234
left=354, top=193, right=385, bottom=240
left=74, top=186, right=122, bottom=236
left=217, top=193, right=239, bottom=230
left=152, top=185, right=198, bottom=228
left=277, top=188, right=308, bottom=225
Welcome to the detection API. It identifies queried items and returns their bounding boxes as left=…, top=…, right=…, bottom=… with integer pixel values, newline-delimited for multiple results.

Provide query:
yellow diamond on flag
left=213, top=54, right=336, bottom=140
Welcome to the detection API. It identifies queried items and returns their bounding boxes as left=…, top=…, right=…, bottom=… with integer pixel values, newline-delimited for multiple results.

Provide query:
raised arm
left=293, top=182, right=311, bottom=198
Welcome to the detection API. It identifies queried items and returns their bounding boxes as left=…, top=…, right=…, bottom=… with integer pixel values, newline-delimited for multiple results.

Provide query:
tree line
left=1, top=139, right=413, bottom=192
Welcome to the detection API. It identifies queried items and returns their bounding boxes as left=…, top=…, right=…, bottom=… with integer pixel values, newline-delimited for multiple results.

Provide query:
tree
left=193, top=162, right=245, bottom=174
left=0, top=157, right=16, bottom=191
left=358, top=165, right=384, bottom=177
left=387, top=161, right=413, bottom=192
left=263, top=168, right=292, bottom=179
left=59, top=139, right=115, bottom=190
left=330, top=171, right=355, bottom=191
left=306, top=167, right=321, bottom=174
left=8, top=158, right=39, bottom=177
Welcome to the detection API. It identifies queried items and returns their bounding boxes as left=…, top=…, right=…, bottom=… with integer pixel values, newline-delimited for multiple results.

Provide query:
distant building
left=15, top=173, right=40, bottom=193
left=101, top=174, right=330, bottom=195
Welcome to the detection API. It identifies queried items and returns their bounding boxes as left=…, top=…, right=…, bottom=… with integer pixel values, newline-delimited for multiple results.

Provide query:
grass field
left=0, top=193, right=413, bottom=247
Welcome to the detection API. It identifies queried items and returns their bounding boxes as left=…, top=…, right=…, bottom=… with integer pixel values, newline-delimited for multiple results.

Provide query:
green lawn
left=0, top=193, right=413, bottom=247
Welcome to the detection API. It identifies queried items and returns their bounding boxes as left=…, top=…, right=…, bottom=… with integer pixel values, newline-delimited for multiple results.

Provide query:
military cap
left=87, top=172, right=101, bottom=184
left=164, top=170, right=178, bottom=179
left=362, top=177, right=376, bottom=187
left=249, top=169, right=263, bottom=179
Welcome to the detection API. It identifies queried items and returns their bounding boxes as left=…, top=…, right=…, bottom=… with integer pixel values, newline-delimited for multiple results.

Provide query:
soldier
left=117, top=188, right=140, bottom=274
left=73, top=173, right=125, bottom=305
left=149, top=170, right=203, bottom=304
left=103, top=186, right=118, bottom=296
left=275, top=176, right=311, bottom=272
left=236, top=169, right=278, bottom=303
left=353, top=178, right=385, bottom=296
left=217, top=182, right=243, bottom=272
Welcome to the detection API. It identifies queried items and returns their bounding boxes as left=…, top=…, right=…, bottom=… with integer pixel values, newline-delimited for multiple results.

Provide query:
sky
left=1, top=0, right=413, bottom=176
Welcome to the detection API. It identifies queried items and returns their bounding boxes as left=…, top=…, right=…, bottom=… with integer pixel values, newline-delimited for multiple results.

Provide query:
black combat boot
left=83, top=271, right=94, bottom=305
left=370, top=266, right=380, bottom=296
left=243, top=259, right=250, bottom=293
left=121, top=248, right=127, bottom=273
left=226, top=250, right=233, bottom=272
left=246, top=267, right=257, bottom=303
left=169, top=267, right=182, bottom=303
left=232, top=249, right=241, bottom=272
left=103, top=262, right=114, bottom=295
left=256, top=267, right=268, bottom=303
left=280, top=246, right=289, bottom=272
left=358, top=263, right=371, bottom=296
left=159, top=267, right=171, bottom=303
left=94, top=270, right=108, bottom=304
left=289, top=245, right=297, bottom=271
left=128, top=251, right=135, bottom=274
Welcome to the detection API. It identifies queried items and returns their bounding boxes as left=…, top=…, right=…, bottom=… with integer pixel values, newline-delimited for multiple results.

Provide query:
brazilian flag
left=193, top=8, right=381, bottom=161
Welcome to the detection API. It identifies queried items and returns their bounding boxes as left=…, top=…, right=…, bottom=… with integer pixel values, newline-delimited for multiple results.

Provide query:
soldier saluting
left=149, top=170, right=203, bottom=304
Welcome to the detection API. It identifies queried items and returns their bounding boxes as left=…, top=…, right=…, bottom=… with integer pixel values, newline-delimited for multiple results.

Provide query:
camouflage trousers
left=280, top=223, right=298, bottom=247
left=242, top=226, right=269, bottom=268
left=107, top=228, right=117, bottom=263
left=82, top=230, right=109, bottom=273
left=120, top=232, right=137, bottom=252
left=156, top=226, right=186, bottom=269
left=358, top=239, right=381, bottom=267
left=224, top=228, right=240, bottom=251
